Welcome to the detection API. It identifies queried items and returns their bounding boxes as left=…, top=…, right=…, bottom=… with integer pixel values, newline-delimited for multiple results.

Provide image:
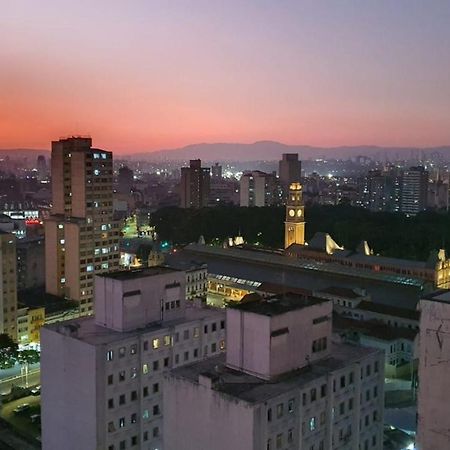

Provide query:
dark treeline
left=151, top=205, right=450, bottom=261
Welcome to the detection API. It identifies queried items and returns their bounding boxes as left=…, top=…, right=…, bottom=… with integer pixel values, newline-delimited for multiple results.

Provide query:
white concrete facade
left=41, top=267, right=226, bottom=450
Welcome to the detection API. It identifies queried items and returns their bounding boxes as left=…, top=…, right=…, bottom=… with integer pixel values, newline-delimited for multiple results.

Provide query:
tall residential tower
left=180, top=159, right=210, bottom=209
left=45, top=137, right=120, bottom=315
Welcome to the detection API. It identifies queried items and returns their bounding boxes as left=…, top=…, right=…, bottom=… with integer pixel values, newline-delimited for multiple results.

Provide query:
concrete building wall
left=64, top=222, right=81, bottom=300
left=0, top=233, right=17, bottom=340
left=70, top=151, right=87, bottom=218
left=163, top=375, right=256, bottom=450
left=417, top=298, right=450, bottom=449
left=41, top=327, right=98, bottom=450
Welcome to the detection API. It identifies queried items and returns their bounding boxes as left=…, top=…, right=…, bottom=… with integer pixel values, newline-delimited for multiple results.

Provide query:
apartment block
left=0, top=231, right=18, bottom=341
left=45, top=137, right=120, bottom=314
left=164, top=293, right=384, bottom=450
left=41, top=266, right=226, bottom=450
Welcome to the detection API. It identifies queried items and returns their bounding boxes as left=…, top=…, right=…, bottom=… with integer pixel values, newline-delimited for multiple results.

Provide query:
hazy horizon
left=2, top=1, right=450, bottom=153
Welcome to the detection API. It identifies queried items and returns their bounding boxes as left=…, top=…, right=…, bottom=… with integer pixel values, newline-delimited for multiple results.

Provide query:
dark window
left=119, top=394, right=125, bottom=405
left=321, top=384, right=327, bottom=397
left=131, top=391, right=137, bottom=401
left=153, top=383, right=159, bottom=393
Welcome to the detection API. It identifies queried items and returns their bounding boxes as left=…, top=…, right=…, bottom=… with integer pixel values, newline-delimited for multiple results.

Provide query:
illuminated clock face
left=297, top=209, right=302, bottom=217
left=289, top=209, right=295, bottom=217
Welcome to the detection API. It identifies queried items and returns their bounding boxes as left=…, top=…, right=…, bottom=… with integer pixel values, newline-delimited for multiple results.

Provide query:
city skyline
left=2, top=0, right=450, bottom=152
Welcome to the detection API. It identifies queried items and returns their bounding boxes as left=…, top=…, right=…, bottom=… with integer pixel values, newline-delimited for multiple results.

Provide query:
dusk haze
left=2, top=0, right=450, bottom=152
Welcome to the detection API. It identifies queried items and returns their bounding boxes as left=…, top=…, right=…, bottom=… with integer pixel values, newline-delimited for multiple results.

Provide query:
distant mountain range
left=2, top=141, right=450, bottom=162
left=126, top=141, right=450, bottom=162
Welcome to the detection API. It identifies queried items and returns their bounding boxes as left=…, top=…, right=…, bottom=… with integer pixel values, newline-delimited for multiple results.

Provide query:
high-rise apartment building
left=279, top=153, right=302, bottom=188
left=164, top=293, right=384, bottom=450
left=211, top=162, right=222, bottom=180
left=239, top=170, right=281, bottom=207
left=180, top=159, right=210, bottom=208
left=400, top=166, right=429, bottom=215
left=41, top=266, right=226, bottom=450
left=0, top=231, right=17, bottom=341
left=417, top=290, right=450, bottom=449
left=45, top=137, right=120, bottom=315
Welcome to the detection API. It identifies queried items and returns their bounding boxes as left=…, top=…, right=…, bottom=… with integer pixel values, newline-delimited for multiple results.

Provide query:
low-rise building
left=41, top=266, right=225, bottom=450
left=16, top=305, right=45, bottom=345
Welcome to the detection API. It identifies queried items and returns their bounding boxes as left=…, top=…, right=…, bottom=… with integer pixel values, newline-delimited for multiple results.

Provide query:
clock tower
left=284, top=182, right=305, bottom=248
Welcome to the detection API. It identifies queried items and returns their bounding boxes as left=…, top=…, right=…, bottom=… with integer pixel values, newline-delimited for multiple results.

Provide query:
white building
left=41, top=266, right=226, bottom=450
left=417, top=290, right=450, bottom=449
left=239, top=170, right=280, bottom=207
left=164, top=293, right=384, bottom=450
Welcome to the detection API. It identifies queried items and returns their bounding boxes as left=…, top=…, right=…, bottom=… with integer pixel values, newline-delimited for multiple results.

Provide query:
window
left=119, top=441, right=126, bottom=450
left=131, top=413, right=137, bottom=424
left=276, top=403, right=284, bottom=418
left=374, top=361, right=379, bottom=373
left=312, top=337, right=327, bottom=353
left=309, top=416, right=316, bottom=431
left=365, top=415, right=369, bottom=427
left=211, top=342, right=217, bottom=353
left=366, top=364, right=371, bottom=377
left=107, top=374, right=113, bottom=385
left=340, top=375, right=346, bottom=388
left=152, top=338, right=160, bottom=349
left=143, top=341, right=148, bottom=351
left=108, top=421, right=115, bottom=433
left=130, top=367, right=137, bottom=379
left=130, top=344, right=137, bottom=355
left=119, top=347, right=126, bottom=358
left=320, top=411, right=326, bottom=425
left=212, top=322, right=217, bottom=332
left=204, top=324, right=208, bottom=334
left=142, top=409, right=149, bottom=420
left=131, top=391, right=137, bottom=401
left=153, top=404, right=160, bottom=415
left=288, top=429, right=293, bottom=443
left=288, top=398, right=295, bottom=413
left=276, top=433, right=283, bottom=449
left=373, top=386, right=378, bottom=398
left=267, top=439, right=272, bottom=450
left=366, top=390, right=370, bottom=402
left=348, top=398, right=354, bottom=411
left=302, top=393, right=307, bottom=406
left=183, top=329, right=189, bottom=340
left=267, top=408, right=272, bottom=422
left=119, top=394, right=126, bottom=405
left=339, top=402, right=345, bottom=415
left=321, top=384, right=327, bottom=397
left=373, top=410, right=378, bottom=422
left=174, top=332, right=179, bottom=343
left=143, top=386, right=149, bottom=397
left=119, top=370, right=125, bottom=382
left=108, top=398, right=114, bottom=409
left=153, top=360, right=159, bottom=371
left=194, top=348, right=199, bottom=358
left=131, top=436, right=137, bottom=447
left=184, top=351, right=189, bottom=361
left=164, top=357, right=169, bottom=367
left=220, top=320, right=225, bottom=329
left=193, top=327, right=200, bottom=338
left=143, top=431, right=148, bottom=442
left=106, top=350, right=114, bottom=361
left=142, top=364, right=149, bottom=374
left=119, top=417, right=125, bottom=428
left=219, top=340, right=226, bottom=350
left=153, top=427, right=160, bottom=438
left=349, top=371, right=354, bottom=384
left=175, top=354, right=179, bottom=364
left=310, top=388, right=317, bottom=402
left=163, top=335, right=171, bottom=346
left=372, top=435, right=377, bottom=447
left=153, top=383, right=159, bottom=393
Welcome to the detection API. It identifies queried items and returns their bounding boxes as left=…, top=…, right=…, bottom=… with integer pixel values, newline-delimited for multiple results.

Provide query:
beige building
left=417, top=290, right=450, bottom=449
left=17, top=306, right=45, bottom=345
left=0, top=231, right=17, bottom=341
left=164, top=293, right=384, bottom=450
left=240, top=170, right=280, bottom=207
left=45, top=137, right=120, bottom=315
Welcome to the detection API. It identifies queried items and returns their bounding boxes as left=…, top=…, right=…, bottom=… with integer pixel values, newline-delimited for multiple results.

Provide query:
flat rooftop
left=421, top=290, right=450, bottom=304
left=44, top=304, right=223, bottom=346
left=230, top=293, right=327, bottom=317
left=97, top=265, right=180, bottom=281
left=170, top=344, right=379, bottom=404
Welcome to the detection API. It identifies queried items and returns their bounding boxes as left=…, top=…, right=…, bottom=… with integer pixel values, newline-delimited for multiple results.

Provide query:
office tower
left=239, top=170, right=280, bottom=207
left=279, top=153, right=302, bottom=187
left=211, top=162, right=222, bottom=180
left=45, top=137, right=120, bottom=315
left=117, top=166, right=134, bottom=194
left=41, top=266, right=226, bottom=450
left=164, top=293, right=384, bottom=450
left=400, top=166, right=429, bottom=215
left=180, top=160, right=210, bottom=208
left=417, top=290, right=450, bottom=449
left=0, top=231, right=18, bottom=341
left=284, top=182, right=305, bottom=248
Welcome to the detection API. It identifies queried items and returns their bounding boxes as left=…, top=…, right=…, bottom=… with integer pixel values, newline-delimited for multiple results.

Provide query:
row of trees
left=0, top=334, right=40, bottom=370
left=151, top=204, right=450, bottom=261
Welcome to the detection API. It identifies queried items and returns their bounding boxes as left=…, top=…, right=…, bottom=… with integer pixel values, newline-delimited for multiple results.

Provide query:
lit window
left=119, top=347, right=126, bottom=358
left=130, top=367, right=137, bottom=379
left=309, top=417, right=316, bottom=431
left=142, top=364, right=148, bottom=374
left=58, top=224, right=64, bottom=229
left=193, top=327, right=199, bottom=338
left=163, top=335, right=170, bottom=346
left=102, top=262, right=109, bottom=269
left=142, top=409, right=149, bottom=420
left=130, top=344, right=137, bottom=354
left=106, top=350, right=114, bottom=361
left=152, top=338, right=160, bottom=349
left=93, top=153, right=100, bottom=159
left=59, top=239, right=65, bottom=245
left=94, top=248, right=100, bottom=255
left=60, top=277, right=65, bottom=283
left=87, top=265, right=94, bottom=272
left=119, top=417, right=125, bottom=428
left=219, top=340, right=226, bottom=350
left=102, top=247, right=109, bottom=254
left=94, top=169, right=100, bottom=175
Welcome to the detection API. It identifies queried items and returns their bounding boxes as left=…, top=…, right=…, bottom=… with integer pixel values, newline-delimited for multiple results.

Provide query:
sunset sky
left=1, top=0, right=450, bottom=153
